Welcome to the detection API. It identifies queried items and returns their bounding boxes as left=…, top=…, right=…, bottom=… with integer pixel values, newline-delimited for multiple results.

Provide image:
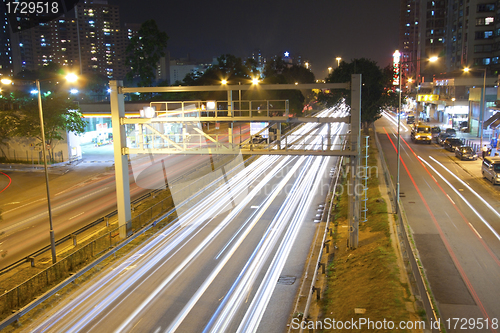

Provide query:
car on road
left=455, top=146, right=478, bottom=160
left=482, top=156, right=500, bottom=184
left=411, top=124, right=432, bottom=144
left=443, top=138, right=463, bottom=151
left=406, top=114, right=415, bottom=124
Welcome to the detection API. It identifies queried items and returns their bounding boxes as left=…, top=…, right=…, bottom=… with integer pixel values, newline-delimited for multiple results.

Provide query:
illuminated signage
left=393, top=50, right=401, bottom=86
left=417, top=94, right=439, bottom=102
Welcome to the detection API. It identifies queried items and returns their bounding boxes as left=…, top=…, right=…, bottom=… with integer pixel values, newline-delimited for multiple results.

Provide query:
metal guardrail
left=297, top=155, right=345, bottom=333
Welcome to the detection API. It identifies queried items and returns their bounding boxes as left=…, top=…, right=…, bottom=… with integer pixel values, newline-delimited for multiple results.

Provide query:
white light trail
left=419, top=156, right=500, bottom=242
left=428, top=156, right=500, bottom=220
left=382, top=110, right=409, bottom=132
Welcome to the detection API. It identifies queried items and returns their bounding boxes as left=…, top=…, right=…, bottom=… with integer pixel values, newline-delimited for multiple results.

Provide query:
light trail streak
left=30, top=104, right=349, bottom=333
left=165, top=156, right=306, bottom=333
left=0, top=171, right=12, bottom=194
left=419, top=156, right=500, bottom=242
left=428, top=156, right=500, bottom=220
left=382, top=109, right=409, bottom=132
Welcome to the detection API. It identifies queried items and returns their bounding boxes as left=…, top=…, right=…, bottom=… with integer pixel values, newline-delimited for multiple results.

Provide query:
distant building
left=0, top=9, right=14, bottom=76
left=6, top=0, right=129, bottom=80
left=170, top=56, right=213, bottom=84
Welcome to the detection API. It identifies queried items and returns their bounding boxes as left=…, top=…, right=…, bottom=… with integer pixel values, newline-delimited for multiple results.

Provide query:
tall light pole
left=2, top=73, right=78, bottom=264
left=394, top=52, right=438, bottom=214
left=396, top=52, right=402, bottom=214
left=464, top=67, right=486, bottom=149
left=336, top=57, right=341, bottom=67
left=36, top=79, right=57, bottom=264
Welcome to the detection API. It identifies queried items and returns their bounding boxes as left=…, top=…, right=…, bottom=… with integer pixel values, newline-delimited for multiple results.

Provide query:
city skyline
left=107, top=0, right=401, bottom=78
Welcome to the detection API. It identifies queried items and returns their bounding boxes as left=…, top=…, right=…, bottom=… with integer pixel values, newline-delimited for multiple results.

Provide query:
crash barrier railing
left=284, top=136, right=348, bottom=333
left=373, top=124, right=442, bottom=333
left=296, top=154, right=345, bottom=333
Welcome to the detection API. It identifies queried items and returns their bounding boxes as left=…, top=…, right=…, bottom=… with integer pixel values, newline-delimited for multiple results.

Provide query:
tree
left=0, top=111, right=18, bottom=160
left=319, top=58, right=396, bottom=130
left=15, top=93, right=86, bottom=161
left=262, top=59, right=316, bottom=116
left=126, top=19, right=169, bottom=87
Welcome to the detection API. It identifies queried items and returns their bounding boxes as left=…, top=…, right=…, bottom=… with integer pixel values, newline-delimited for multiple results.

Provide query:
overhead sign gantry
left=109, top=76, right=362, bottom=248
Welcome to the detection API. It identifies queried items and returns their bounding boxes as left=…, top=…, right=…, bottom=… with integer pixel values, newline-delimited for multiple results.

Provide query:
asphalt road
left=22, top=106, right=349, bottom=333
left=0, top=127, right=251, bottom=269
left=376, top=113, right=500, bottom=333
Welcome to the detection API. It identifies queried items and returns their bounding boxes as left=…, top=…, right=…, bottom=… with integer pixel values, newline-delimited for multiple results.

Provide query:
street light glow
left=221, top=79, right=228, bottom=85
left=429, top=56, right=439, bottom=62
left=252, top=78, right=259, bottom=85
left=1, top=78, right=12, bottom=85
left=464, top=67, right=470, bottom=72
left=65, top=73, right=78, bottom=83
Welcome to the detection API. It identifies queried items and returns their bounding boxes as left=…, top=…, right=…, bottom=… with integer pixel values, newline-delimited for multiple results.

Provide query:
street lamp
left=2, top=73, right=78, bottom=264
left=336, top=57, right=341, bottom=67
left=464, top=67, right=487, bottom=150
left=395, top=53, right=439, bottom=214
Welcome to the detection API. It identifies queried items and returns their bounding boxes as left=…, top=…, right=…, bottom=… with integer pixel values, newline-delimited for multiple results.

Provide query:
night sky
left=108, top=0, right=401, bottom=79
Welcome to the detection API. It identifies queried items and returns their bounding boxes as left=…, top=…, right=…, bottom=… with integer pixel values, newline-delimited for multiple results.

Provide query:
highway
left=0, top=128, right=250, bottom=270
left=377, top=112, right=500, bottom=332
left=23, top=105, right=349, bottom=333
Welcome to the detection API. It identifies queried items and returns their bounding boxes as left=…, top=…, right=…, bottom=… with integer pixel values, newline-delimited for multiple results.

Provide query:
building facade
left=5, top=0, right=130, bottom=80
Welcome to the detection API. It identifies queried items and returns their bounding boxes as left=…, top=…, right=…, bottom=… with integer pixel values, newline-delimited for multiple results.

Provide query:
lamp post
left=2, top=73, right=78, bottom=264
left=394, top=53, right=438, bottom=214
left=36, top=79, right=57, bottom=264
left=464, top=67, right=486, bottom=149
left=336, top=57, right=341, bottom=67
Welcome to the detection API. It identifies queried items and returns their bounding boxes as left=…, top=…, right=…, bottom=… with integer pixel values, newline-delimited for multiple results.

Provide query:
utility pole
left=348, top=74, right=362, bottom=249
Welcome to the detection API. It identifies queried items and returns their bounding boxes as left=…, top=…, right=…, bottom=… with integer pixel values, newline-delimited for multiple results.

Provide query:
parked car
left=482, top=156, right=500, bottom=184
left=455, top=146, right=478, bottom=160
left=445, top=128, right=457, bottom=137
left=431, top=127, right=441, bottom=141
left=251, top=135, right=266, bottom=144
left=443, top=138, right=463, bottom=151
left=436, top=132, right=450, bottom=145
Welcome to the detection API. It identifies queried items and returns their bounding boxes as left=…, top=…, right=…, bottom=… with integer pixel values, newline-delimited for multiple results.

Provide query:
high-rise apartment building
left=76, top=0, right=125, bottom=78
left=0, top=9, right=13, bottom=76
left=399, top=0, right=447, bottom=85
left=400, top=0, right=500, bottom=81
left=8, top=0, right=128, bottom=79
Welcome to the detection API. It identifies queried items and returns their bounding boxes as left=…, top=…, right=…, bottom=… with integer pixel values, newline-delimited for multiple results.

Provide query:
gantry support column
left=227, top=90, right=233, bottom=117
left=348, top=74, right=361, bottom=249
left=110, top=80, right=132, bottom=239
